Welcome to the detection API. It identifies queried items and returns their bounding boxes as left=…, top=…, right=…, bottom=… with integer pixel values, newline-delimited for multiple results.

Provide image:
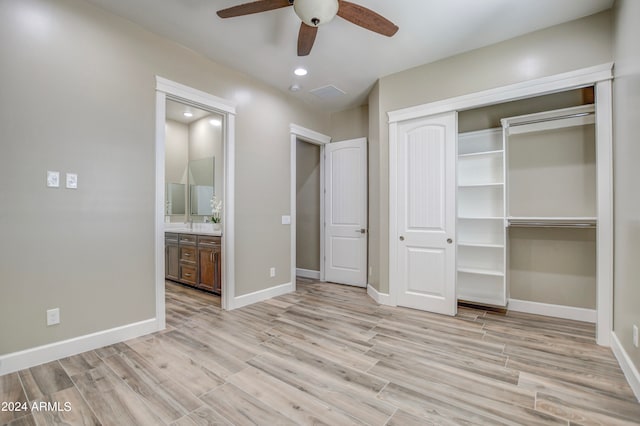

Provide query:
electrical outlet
left=269, top=267, right=276, bottom=278
left=47, top=308, right=60, bottom=326
left=633, top=325, right=638, bottom=348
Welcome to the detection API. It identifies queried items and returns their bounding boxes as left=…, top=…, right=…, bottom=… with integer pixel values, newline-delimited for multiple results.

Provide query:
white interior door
left=393, top=112, right=457, bottom=315
left=324, top=138, right=367, bottom=287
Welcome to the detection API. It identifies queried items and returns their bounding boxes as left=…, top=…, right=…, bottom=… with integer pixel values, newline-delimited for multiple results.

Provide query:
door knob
left=399, top=236, right=405, bottom=241
left=447, top=238, right=453, bottom=244
left=355, top=228, right=367, bottom=234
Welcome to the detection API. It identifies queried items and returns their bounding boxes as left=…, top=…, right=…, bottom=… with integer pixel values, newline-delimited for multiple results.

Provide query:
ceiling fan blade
left=217, top=0, right=292, bottom=19
left=337, top=1, right=398, bottom=37
left=297, top=22, right=318, bottom=56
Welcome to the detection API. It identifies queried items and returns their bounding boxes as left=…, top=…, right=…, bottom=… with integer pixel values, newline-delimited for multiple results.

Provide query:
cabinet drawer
left=179, top=246, right=197, bottom=263
left=165, top=233, right=179, bottom=243
left=198, top=236, right=221, bottom=247
left=180, top=264, right=197, bottom=285
left=179, top=234, right=197, bottom=245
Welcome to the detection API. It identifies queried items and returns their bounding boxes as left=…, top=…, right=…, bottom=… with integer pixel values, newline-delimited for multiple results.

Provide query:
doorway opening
left=155, top=77, right=236, bottom=328
left=295, top=139, right=323, bottom=281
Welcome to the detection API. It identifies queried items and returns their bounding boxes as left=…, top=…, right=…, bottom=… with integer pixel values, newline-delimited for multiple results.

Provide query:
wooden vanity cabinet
left=197, top=236, right=222, bottom=294
left=165, top=232, right=221, bottom=295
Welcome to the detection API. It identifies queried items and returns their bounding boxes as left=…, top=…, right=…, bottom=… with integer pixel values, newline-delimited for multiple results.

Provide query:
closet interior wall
left=457, top=88, right=597, bottom=311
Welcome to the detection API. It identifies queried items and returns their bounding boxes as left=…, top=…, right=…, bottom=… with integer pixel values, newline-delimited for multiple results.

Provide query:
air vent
left=310, top=85, right=346, bottom=99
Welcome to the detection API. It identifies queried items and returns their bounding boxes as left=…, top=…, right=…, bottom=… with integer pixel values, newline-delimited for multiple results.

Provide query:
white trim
left=388, top=121, right=399, bottom=306
left=367, top=284, right=394, bottom=306
left=223, top=113, right=236, bottom=311
left=388, top=63, right=613, bottom=123
left=0, top=319, right=158, bottom=376
left=290, top=124, right=332, bottom=145
left=595, top=80, right=614, bottom=346
left=296, top=268, right=320, bottom=279
left=290, top=124, right=331, bottom=292
left=156, top=77, right=236, bottom=114
left=611, top=332, right=640, bottom=402
left=155, top=77, right=237, bottom=311
left=508, top=299, right=596, bottom=323
left=229, top=282, right=294, bottom=310
left=154, top=91, right=167, bottom=329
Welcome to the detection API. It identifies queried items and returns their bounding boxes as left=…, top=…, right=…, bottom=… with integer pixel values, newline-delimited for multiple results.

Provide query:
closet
left=456, top=90, right=597, bottom=312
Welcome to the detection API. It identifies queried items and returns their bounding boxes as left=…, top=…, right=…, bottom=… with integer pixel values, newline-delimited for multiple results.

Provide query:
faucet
left=188, top=217, right=193, bottom=230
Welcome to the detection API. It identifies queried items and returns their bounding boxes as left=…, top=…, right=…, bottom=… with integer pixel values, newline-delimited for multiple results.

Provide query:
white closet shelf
left=502, top=104, right=595, bottom=136
left=457, top=242, right=504, bottom=248
left=458, top=183, right=504, bottom=188
left=507, top=216, right=597, bottom=228
left=458, top=216, right=504, bottom=220
left=458, top=149, right=504, bottom=158
left=457, top=267, right=504, bottom=277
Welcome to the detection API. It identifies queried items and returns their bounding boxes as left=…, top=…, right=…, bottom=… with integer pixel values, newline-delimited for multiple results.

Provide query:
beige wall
left=369, top=11, right=613, bottom=293
left=0, top=0, right=329, bottom=355
left=165, top=120, right=189, bottom=185
left=296, top=141, right=321, bottom=272
left=612, top=0, right=640, bottom=371
left=330, top=105, right=369, bottom=141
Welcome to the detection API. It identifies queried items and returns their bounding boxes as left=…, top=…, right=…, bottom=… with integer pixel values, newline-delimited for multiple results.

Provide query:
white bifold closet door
left=393, top=112, right=457, bottom=316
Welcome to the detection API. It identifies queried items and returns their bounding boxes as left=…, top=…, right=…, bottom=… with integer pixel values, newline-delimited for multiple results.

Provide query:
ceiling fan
left=217, top=0, right=399, bottom=56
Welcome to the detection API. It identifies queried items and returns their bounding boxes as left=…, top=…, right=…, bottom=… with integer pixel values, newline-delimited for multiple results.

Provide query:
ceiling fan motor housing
left=294, top=0, right=339, bottom=27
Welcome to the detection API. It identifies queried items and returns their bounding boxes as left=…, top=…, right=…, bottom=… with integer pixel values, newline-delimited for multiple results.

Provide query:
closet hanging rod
left=508, top=221, right=596, bottom=229
left=506, top=111, right=593, bottom=128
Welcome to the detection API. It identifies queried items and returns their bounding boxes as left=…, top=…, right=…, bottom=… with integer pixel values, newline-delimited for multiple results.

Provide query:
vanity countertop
left=165, top=223, right=222, bottom=237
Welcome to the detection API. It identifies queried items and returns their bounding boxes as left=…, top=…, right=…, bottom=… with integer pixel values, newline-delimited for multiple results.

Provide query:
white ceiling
left=84, top=0, right=613, bottom=113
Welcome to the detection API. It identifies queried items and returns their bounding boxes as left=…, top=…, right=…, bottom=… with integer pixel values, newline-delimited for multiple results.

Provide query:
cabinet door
left=198, top=247, right=215, bottom=292
left=165, top=242, right=180, bottom=281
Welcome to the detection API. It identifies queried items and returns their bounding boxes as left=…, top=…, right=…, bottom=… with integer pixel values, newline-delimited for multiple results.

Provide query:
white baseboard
left=611, top=332, right=640, bottom=402
left=296, top=268, right=320, bottom=280
left=367, top=284, right=394, bottom=306
left=0, top=318, right=160, bottom=376
left=508, top=299, right=596, bottom=323
left=230, top=282, right=294, bottom=310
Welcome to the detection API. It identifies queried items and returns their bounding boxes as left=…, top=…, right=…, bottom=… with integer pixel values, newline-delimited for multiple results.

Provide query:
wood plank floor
left=2, top=279, right=638, bottom=425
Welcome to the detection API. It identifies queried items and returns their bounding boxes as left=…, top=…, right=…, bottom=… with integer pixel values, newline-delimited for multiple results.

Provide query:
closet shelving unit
left=457, top=128, right=507, bottom=306
left=502, top=104, right=597, bottom=227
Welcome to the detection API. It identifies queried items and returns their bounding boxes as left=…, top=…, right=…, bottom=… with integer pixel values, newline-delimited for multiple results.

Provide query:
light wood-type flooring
left=1, top=279, right=639, bottom=425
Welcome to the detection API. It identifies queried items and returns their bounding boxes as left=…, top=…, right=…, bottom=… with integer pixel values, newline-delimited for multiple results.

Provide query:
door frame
left=289, top=124, right=331, bottom=290
left=388, top=62, right=613, bottom=346
left=155, top=77, right=237, bottom=324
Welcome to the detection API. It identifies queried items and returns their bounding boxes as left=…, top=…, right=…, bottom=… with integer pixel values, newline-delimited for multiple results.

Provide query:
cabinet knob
left=447, top=238, right=453, bottom=244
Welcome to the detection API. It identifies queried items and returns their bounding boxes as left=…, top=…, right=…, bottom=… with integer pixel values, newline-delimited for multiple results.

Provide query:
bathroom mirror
left=189, top=157, right=214, bottom=216
left=164, top=98, right=224, bottom=222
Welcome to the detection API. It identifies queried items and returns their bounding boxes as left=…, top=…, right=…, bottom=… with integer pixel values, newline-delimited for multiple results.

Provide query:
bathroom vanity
left=165, top=231, right=222, bottom=294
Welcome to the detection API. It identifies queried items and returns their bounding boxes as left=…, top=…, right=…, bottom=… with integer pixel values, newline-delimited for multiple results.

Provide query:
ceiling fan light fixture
left=293, top=0, right=339, bottom=27
left=294, top=67, right=308, bottom=76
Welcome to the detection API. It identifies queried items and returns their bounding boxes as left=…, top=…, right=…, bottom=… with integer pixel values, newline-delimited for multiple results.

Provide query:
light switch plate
left=281, top=215, right=291, bottom=225
left=47, top=171, right=60, bottom=188
left=66, top=173, right=78, bottom=189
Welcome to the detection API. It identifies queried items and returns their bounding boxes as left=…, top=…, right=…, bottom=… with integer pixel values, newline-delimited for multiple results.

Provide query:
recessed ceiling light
left=183, top=112, right=193, bottom=118
left=209, top=118, right=222, bottom=126
left=289, top=84, right=302, bottom=92
left=294, top=67, right=308, bottom=76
